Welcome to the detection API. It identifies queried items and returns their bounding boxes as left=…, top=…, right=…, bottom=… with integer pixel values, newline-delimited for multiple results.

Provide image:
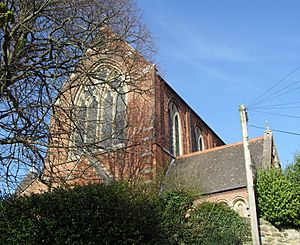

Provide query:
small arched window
left=168, top=102, right=181, bottom=156
left=72, top=68, right=126, bottom=155
left=194, top=126, right=204, bottom=151
left=233, top=198, right=249, bottom=218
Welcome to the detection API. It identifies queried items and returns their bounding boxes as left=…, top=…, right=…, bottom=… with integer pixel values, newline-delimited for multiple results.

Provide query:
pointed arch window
left=168, top=102, right=182, bottom=156
left=194, top=126, right=204, bottom=151
left=72, top=68, right=126, bottom=156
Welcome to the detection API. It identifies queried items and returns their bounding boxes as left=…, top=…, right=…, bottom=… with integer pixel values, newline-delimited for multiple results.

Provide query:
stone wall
left=259, top=218, right=300, bottom=245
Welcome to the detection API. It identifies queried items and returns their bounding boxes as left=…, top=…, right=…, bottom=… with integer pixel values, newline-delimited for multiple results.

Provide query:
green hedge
left=158, top=191, right=194, bottom=243
left=158, top=191, right=250, bottom=244
left=186, top=202, right=250, bottom=244
left=0, top=184, right=250, bottom=244
left=256, top=168, right=300, bottom=228
left=285, top=154, right=300, bottom=190
left=0, top=183, right=163, bottom=245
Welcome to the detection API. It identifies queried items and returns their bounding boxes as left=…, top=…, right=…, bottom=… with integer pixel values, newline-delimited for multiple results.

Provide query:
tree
left=0, top=0, right=155, bottom=194
left=285, top=153, right=300, bottom=189
left=256, top=167, right=300, bottom=228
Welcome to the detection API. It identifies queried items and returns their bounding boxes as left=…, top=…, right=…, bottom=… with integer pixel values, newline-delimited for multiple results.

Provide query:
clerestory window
left=72, top=68, right=126, bottom=156
left=168, top=102, right=182, bottom=156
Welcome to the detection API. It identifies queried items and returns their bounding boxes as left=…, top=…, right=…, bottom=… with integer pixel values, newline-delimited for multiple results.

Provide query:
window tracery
left=72, top=68, right=126, bottom=156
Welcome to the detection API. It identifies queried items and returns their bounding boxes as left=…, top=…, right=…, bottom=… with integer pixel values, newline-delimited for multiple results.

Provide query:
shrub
left=256, top=168, right=300, bottom=228
left=0, top=183, right=163, bottom=245
left=285, top=153, right=300, bottom=190
left=185, top=202, right=250, bottom=244
left=0, top=184, right=250, bottom=244
left=158, top=192, right=250, bottom=244
left=158, top=191, right=195, bottom=243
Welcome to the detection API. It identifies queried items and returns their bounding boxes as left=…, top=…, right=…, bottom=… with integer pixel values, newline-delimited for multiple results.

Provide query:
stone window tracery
left=72, top=68, right=126, bottom=156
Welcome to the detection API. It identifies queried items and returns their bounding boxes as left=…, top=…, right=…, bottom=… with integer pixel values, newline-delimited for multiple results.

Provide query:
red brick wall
left=25, top=58, right=225, bottom=194
left=153, top=73, right=224, bottom=164
left=201, top=188, right=248, bottom=204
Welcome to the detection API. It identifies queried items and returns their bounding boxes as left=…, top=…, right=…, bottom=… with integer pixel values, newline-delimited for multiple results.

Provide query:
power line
left=249, top=124, right=300, bottom=137
left=247, top=66, right=300, bottom=108
left=251, top=105, right=300, bottom=110
left=248, top=81, right=300, bottom=108
left=249, top=100, right=300, bottom=110
left=248, top=83, right=300, bottom=108
left=252, top=80, right=299, bottom=106
left=260, top=101, right=300, bottom=107
left=247, top=109, right=300, bottom=119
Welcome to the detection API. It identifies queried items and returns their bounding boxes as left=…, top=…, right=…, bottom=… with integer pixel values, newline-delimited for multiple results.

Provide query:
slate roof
left=164, top=137, right=265, bottom=195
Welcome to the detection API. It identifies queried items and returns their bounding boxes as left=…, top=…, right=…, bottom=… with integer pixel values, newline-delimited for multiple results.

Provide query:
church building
left=18, top=41, right=280, bottom=217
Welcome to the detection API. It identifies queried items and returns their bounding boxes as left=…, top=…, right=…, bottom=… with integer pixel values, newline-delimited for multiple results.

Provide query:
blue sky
left=138, top=0, right=300, bottom=168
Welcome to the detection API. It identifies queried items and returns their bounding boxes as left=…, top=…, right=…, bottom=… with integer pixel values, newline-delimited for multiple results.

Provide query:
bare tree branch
left=0, top=0, right=155, bottom=194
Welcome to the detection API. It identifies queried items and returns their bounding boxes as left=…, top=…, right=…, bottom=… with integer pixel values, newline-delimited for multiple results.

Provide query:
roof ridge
left=177, top=135, right=265, bottom=159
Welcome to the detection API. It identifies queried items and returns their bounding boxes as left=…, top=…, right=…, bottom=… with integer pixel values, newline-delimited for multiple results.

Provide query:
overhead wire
left=248, top=82, right=300, bottom=109
left=247, top=109, right=300, bottom=119
left=250, top=105, right=300, bottom=110
left=249, top=125, right=300, bottom=137
left=250, top=100, right=300, bottom=110
left=248, top=81, right=300, bottom=108
left=246, top=67, right=300, bottom=145
left=247, top=66, right=300, bottom=108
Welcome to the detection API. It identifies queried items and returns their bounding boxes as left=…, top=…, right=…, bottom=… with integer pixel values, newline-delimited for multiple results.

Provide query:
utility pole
left=239, top=104, right=261, bottom=245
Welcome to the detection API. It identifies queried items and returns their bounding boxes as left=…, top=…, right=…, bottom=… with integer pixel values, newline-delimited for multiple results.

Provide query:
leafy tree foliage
left=256, top=167, right=300, bottom=228
left=285, top=153, right=300, bottom=190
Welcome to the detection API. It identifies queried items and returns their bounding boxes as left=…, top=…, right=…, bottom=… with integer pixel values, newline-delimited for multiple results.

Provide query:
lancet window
left=168, top=102, right=182, bottom=156
left=194, top=126, right=204, bottom=151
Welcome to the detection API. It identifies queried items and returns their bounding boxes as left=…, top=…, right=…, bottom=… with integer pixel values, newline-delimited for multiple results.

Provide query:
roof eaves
left=155, top=73, right=226, bottom=145
left=203, top=185, right=247, bottom=195
left=177, top=136, right=265, bottom=159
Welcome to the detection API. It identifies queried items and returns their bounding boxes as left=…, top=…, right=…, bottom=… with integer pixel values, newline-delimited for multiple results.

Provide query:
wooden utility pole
left=239, top=104, right=261, bottom=245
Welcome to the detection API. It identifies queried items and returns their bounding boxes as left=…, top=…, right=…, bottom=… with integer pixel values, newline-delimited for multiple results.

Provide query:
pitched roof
left=163, top=137, right=265, bottom=195
left=156, top=73, right=225, bottom=145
